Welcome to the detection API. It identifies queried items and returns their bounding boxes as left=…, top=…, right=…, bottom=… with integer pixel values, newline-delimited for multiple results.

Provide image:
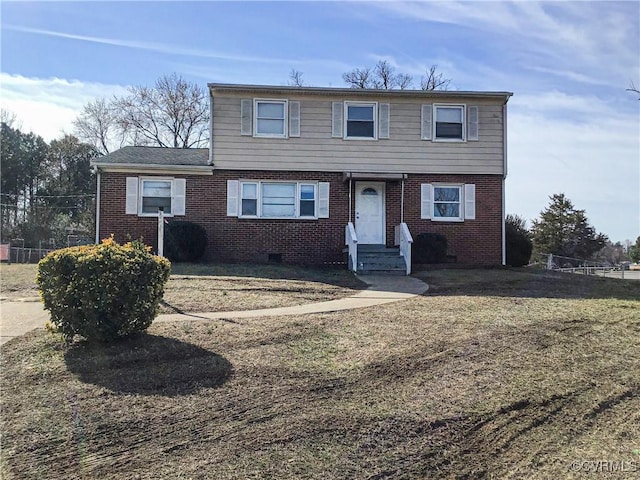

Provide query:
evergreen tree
left=531, top=193, right=607, bottom=259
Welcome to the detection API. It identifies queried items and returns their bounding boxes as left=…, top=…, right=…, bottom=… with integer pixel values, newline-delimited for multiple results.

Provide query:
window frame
left=239, top=180, right=318, bottom=219
left=433, top=104, right=466, bottom=142
left=138, top=177, right=174, bottom=217
left=253, top=99, right=288, bottom=138
left=431, top=184, right=464, bottom=222
left=344, top=101, right=378, bottom=140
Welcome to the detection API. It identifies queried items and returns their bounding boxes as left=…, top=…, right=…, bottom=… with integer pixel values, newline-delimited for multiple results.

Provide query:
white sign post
left=157, top=208, right=164, bottom=257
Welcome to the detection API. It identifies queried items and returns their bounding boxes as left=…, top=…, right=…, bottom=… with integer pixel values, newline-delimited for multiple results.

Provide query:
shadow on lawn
left=64, top=334, right=233, bottom=396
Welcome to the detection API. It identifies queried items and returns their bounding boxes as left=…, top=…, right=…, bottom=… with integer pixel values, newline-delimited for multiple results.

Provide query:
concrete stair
left=356, top=244, right=407, bottom=275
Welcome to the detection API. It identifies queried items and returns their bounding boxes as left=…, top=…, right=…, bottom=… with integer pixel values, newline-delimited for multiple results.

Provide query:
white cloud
left=0, top=73, right=129, bottom=141
left=507, top=93, right=640, bottom=241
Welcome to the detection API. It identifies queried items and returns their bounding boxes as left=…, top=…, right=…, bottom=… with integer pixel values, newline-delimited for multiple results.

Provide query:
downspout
left=209, top=91, right=214, bottom=166
left=94, top=169, right=101, bottom=244
left=348, top=176, right=353, bottom=223
left=502, top=102, right=508, bottom=266
left=401, top=176, right=405, bottom=223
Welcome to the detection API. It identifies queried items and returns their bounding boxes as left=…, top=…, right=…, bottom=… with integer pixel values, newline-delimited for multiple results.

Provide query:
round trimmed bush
left=36, top=237, right=171, bottom=342
left=164, top=221, right=207, bottom=262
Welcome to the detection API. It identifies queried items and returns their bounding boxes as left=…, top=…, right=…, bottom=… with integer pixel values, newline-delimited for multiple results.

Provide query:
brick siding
left=99, top=171, right=503, bottom=265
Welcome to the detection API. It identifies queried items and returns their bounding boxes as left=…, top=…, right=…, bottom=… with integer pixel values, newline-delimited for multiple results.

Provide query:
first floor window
left=241, top=183, right=258, bottom=216
left=433, top=186, right=461, bottom=220
left=240, top=181, right=317, bottom=218
left=141, top=180, right=172, bottom=214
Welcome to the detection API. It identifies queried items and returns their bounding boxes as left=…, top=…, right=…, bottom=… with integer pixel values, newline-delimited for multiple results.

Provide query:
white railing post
left=157, top=208, right=165, bottom=257
left=345, top=222, right=358, bottom=272
left=398, top=222, right=413, bottom=275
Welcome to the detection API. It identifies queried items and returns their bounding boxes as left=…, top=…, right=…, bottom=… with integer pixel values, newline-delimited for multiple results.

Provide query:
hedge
left=36, top=237, right=171, bottom=342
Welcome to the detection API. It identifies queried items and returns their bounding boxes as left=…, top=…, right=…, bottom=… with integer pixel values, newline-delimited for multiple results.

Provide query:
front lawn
left=1, top=269, right=639, bottom=479
left=0, top=263, right=365, bottom=311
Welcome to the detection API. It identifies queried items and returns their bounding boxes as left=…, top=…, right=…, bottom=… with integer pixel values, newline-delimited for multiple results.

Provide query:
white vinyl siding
left=421, top=183, right=476, bottom=222
left=126, top=177, right=185, bottom=217
left=227, top=181, right=329, bottom=219
left=214, top=95, right=505, bottom=175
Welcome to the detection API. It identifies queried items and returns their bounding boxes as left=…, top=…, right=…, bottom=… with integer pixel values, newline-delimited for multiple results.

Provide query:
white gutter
left=90, top=163, right=213, bottom=175
left=209, top=93, right=214, bottom=166
left=95, top=170, right=101, bottom=244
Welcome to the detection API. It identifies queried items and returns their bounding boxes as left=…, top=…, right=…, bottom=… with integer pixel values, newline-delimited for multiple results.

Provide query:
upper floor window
left=345, top=102, right=377, bottom=139
left=254, top=99, right=287, bottom=137
left=434, top=105, right=465, bottom=141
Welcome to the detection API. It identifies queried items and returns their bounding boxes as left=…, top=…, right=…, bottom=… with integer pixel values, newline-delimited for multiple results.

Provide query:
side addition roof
left=90, top=146, right=212, bottom=174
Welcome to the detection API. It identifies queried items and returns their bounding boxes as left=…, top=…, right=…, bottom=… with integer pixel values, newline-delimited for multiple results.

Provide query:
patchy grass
left=2, top=269, right=639, bottom=479
left=0, top=263, right=38, bottom=299
left=0, top=263, right=364, bottom=311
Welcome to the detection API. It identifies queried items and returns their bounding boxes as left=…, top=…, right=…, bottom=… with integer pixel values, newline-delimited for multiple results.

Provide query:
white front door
left=355, top=182, right=385, bottom=244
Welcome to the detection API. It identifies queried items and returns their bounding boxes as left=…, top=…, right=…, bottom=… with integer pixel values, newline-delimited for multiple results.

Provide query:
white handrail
left=398, top=222, right=413, bottom=275
left=345, top=222, right=358, bottom=272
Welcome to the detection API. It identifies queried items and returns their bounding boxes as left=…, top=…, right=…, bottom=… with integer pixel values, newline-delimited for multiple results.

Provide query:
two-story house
left=92, top=83, right=512, bottom=274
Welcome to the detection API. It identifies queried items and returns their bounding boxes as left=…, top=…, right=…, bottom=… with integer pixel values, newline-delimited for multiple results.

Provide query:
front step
left=356, top=244, right=407, bottom=275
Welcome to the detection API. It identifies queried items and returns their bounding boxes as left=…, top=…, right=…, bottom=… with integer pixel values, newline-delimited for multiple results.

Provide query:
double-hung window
left=240, top=181, right=317, bottom=218
left=345, top=102, right=377, bottom=139
left=254, top=100, right=287, bottom=137
left=434, top=105, right=465, bottom=141
left=433, top=185, right=462, bottom=221
left=141, top=179, right=173, bottom=215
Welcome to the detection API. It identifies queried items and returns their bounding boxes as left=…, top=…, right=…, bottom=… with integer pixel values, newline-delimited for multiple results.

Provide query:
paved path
left=1, top=300, right=51, bottom=345
left=0, top=275, right=428, bottom=345
left=155, top=275, right=428, bottom=323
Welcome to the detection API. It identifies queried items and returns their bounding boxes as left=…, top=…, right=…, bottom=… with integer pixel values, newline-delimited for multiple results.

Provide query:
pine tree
left=531, top=193, right=607, bottom=259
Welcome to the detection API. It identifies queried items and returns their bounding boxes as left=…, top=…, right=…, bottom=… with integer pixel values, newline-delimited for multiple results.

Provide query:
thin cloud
left=5, top=25, right=304, bottom=65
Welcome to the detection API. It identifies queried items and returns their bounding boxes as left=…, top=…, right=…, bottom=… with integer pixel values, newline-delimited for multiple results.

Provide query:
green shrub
left=413, top=233, right=448, bottom=264
left=164, top=221, right=207, bottom=262
left=36, top=237, right=171, bottom=342
left=506, top=223, right=533, bottom=267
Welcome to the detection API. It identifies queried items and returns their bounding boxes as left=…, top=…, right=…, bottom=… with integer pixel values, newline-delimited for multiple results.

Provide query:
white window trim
left=344, top=101, right=378, bottom=140
left=433, top=104, right=466, bottom=143
left=254, top=99, right=288, bottom=138
left=138, top=177, right=175, bottom=217
left=431, top=184, right=464, bottom=222
left=239, top=180, right=318, bottom=220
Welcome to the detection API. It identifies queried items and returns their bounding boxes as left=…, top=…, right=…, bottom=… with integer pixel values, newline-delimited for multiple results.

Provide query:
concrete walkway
left=155, top=275, right=428, bottom=323
left=0, top=275, right=428, bottom=345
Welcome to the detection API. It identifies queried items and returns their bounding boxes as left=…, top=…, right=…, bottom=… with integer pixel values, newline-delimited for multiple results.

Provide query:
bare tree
left=1, top=109, right=21, bottom=129
left=73, top=73, right=209, bottom=152
left=288, top=69, right=305, bottom=87
left=627, top=81, right=640, bottom=100
left=421, top=65, right=451, bottom=91
left=115, top=73, right=209, bottom=148
left=344, top=60, right=414, bottom=90
left=343, top=67, right=374, bottom=89
left=73, top=98, right=123, bottom=154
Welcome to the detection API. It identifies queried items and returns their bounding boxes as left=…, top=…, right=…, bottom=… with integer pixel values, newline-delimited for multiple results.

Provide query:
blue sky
left=1, top=0, right=639, bottom=243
